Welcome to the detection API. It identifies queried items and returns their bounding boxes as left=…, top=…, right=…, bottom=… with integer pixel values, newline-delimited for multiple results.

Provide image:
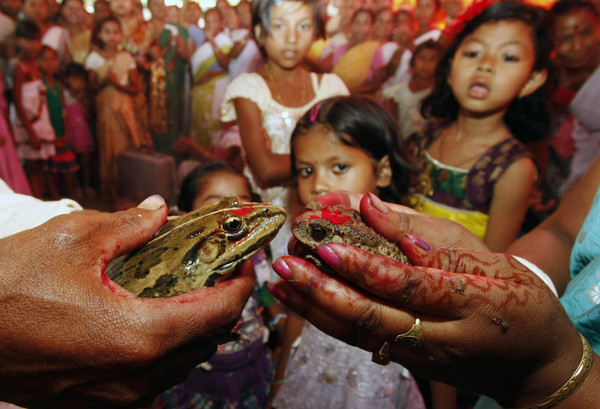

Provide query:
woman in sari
left=190, top=8, right=232, bottom=149
left=60, top=0, right=91, bottom=65
left=329, top=8, right=387, bottom=96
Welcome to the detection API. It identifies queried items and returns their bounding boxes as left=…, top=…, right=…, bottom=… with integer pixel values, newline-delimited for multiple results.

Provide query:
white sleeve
left=512, top=256, right=558, bottom=296
left=0, top=179, right=83, bottom=239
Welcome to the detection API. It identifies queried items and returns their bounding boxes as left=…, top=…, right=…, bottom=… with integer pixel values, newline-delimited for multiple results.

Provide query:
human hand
left=269, top=235, right=585, bottom=407
left=0, top=196, right=255, bottom=409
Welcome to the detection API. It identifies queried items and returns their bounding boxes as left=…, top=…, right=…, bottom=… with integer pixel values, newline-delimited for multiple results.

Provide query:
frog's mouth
left=287, top=236, right=336, bottom=275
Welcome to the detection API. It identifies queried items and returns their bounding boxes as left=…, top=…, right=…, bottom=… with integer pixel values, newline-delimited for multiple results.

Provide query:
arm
left=484, top=156, right=536, bottom=252
left=107, top=67, right=140, bottom=95
left=506, top=156, right=600, bottom=294
left=233, top=97, right=292, bottom=186
left=207, top=32, right=229, bottom=69
left=13, top=65, right=41, bottom=150
left=265, top=311, right=305, bottom=408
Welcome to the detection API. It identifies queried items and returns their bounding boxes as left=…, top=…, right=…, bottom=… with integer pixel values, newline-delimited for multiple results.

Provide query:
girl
left=38, top=46, right=80, bottom=200
left=221, top=0, right=348, bottom=264
left=63, top=62, right=95, bottom=198
left=85, top=16, right=142, bottom=201
left=11, top=19, right=56, bottom=198
left=408, top=0, right=552, bottom=252
left=269, top=96, right=423, bottom=409
left=152, top=161, right=278, bottom=409
left=383, top=39, right=443, bottom=142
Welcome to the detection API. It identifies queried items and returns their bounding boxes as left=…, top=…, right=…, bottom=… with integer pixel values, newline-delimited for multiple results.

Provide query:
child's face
left=259, top=1, right=315, bottom=71
left=18, top=37, right=42, bottom=59
left=412, top=48, right=440, bottom=80
left=192, top=171, right=252, bottom=210
left=98, top=21, right=123, bottom=49
left=65, top=75, right=86, bottom=93
left=38, top=49, right=58, bottom=76
left=448, top=20, right=546, bottom=117
left=415, top=0, right=438, bottom=28
left=293, top=125, right=388, bottom=205
left=553, top=7, right=600, bottom=71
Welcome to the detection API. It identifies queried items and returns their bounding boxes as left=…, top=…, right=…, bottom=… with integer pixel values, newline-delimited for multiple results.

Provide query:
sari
left=190, top=32, right=233, bottom=148
left=332, top=40, right=381, bottom=90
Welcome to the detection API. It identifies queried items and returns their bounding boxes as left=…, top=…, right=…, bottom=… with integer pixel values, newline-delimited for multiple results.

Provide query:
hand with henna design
left=269, top=192, right=600, bottom=409
left=0, top=196, right=256, bottom=409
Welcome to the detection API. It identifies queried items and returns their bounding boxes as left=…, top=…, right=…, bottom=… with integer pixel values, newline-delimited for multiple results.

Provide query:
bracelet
left=268, top=313, right=287, bottom=330
left=509, top=333, right=593, bottom=409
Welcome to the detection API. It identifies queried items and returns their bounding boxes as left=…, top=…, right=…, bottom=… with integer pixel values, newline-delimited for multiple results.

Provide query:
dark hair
left=409, top=39, right=443, bottom=67
left=291, top=96, right=412, bottom=204
left=550, top=0, right=599, bottom=21
left=37, top=44, right=57, bottom=58
left=252, top=0, right=324, bottom=55
left=92, top=15, right=121, bottom=48
left=177, top=160, right=253, bottom=212
left=63, top=62, right=88, bottom=80
left=15, top=19, right=41, bottom=40
left=421, top=1, right=554, bottom=143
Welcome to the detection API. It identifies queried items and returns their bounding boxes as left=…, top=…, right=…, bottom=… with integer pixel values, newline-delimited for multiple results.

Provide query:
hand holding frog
left=270, top=192, right=600, bottom=408
left=0, top=196, right=256, bottom=409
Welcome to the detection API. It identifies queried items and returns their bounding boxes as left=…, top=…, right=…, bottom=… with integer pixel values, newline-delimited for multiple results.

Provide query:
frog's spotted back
left=106, top=196, right=287, bottom=298
left=290, top=202, right=409, bottom=267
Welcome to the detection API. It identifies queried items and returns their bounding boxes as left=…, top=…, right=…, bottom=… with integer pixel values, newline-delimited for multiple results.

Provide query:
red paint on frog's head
left=230, top=205, right=255, bottom=216
left=308, top=207, right=353, bottom=225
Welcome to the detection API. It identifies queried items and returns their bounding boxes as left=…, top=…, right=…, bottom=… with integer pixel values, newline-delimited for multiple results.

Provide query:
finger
left=400, top=234, right=550, bottom=288
left=124, top=260, right=256, bottom=352
left=313, top=190, right=362, bottom=208
left=360, top=193, right=489, bottom=252
left=269, top=256, right=420, bottom=357
left=311, top=243, right=474, bottom=318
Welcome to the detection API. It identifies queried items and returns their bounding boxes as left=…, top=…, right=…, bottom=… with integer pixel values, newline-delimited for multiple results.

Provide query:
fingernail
left=267, top=282, right=289, bottom=304
left=272, top=259, right=292, bottom=281
left=367, top=192, right=389, bottom=214
left=316, top=245, right=340, bottom=269
left=137, top=195, right=165, bottom=210
left=407, top=234, right=432, bottom=252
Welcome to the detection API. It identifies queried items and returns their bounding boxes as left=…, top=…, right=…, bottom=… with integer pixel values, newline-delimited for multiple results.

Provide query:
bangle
left=268, top=313, right=287, bottom=330
left=509, top=333, right=593, bottom=409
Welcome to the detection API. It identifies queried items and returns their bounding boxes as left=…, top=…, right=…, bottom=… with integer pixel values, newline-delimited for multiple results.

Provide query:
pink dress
left=0, top=79, right=31, bottom=195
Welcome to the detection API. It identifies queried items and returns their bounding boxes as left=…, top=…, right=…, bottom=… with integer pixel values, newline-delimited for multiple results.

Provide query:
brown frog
left=289, top=201, right=409, bottom=269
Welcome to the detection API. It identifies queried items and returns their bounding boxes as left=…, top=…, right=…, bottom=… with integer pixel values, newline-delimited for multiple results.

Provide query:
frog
left=106, top=196, right=287, bottom=298
left=289, top=201, right=409, bottom=270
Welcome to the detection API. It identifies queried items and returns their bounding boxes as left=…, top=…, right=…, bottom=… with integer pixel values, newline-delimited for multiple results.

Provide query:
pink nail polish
left=316, top=245, right=340, bottom=269
left=367, top=192, right=389, bottom=214
left=407, top=234, right=432, bottom=252
left=272, top=259, right=292, bottom=280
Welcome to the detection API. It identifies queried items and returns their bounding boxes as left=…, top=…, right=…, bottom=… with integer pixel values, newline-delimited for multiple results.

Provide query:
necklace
left=264, top=65, right=308, bottom=108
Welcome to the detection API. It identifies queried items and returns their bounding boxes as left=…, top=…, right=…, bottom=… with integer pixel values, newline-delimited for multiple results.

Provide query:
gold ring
left=394, top=316, right=423, bottom=350
left=372, top=315, right=424, bottom=365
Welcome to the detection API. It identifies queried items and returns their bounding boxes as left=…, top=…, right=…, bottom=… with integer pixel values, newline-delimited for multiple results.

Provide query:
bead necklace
left=264, top=65, right=308, bottom=108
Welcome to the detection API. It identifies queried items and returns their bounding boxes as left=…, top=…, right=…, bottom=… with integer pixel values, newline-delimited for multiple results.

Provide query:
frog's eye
left=310, top=224, right=329, bottom=242
left=223, top=216, right=246, bottom=236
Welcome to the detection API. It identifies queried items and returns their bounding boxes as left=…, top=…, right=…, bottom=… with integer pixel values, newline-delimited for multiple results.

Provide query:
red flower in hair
left=442, top=0, right=496, bottom=44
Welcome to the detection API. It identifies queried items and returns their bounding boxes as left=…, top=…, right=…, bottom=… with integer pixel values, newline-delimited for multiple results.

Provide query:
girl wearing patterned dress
left=221, top=0, right=348, bottom=267
left=407, top=1, right=553, bottom=252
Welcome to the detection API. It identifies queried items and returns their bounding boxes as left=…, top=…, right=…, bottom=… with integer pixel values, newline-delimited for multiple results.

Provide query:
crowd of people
left=1, top=0, right=600, bottom=408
